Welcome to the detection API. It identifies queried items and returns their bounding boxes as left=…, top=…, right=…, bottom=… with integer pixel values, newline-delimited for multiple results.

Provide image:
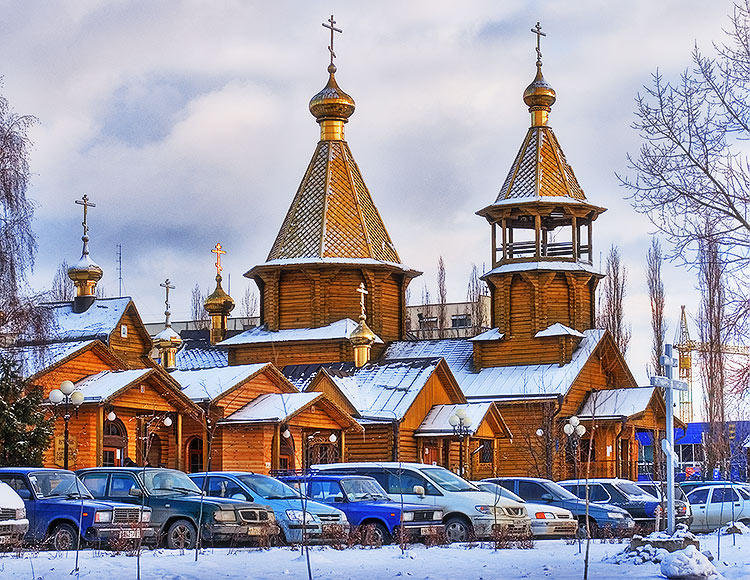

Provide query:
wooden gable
left=400, top=359, right=466, bottom=431
left=103, top=368, right=202, bottom=420
left=107, top=301, right=153, bottom=368
left=306, top=369, right=360, bottom=417
left=211, top=363, right=297, bottom=417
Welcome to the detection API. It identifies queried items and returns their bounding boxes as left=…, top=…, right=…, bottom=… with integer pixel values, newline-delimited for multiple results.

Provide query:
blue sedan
left=189, top=472, right=348, bottom=544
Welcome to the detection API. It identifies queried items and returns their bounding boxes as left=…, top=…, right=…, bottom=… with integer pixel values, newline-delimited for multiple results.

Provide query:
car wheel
left=51, top=522, right=80, bottom=551
left=444, top=517, right=471, bottom=543
left=370, top=522, right=391, bottom=545
left=166, top=519, right=197, bottom=549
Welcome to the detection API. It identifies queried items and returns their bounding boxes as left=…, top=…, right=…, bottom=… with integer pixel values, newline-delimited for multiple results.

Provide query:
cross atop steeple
left=531, top=22, right=546, bottom=65
left=212, top=243, right=226, bottom=276
left=356, top=282, right=368, bottom=320
left=160, top=279, right=175, bottom=326
left=322, top=15, right=342, bottom=66
left=75, top=194, right=96, bottom=239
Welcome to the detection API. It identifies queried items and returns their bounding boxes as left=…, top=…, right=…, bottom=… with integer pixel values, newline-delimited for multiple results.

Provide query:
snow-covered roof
left=38, top=297, right=132, bottom=342
left=253, top=257, right=418, bottom=275
left=382, top=339, right=474, bottom=374
left=325, top=358, right=445, bottom=420
left=535, top=323, right=584, bottom=338
left=483, top=261, right=600, bottom=277
left=415, top=403, right=493, bottom=436
left=4, top=340, right=96, bottom=379
left=170, top=364, right=271, bottom=402
left=486, top=195, right=593, bottom=208
left=284, top=362, right=354, bottom=392
left=577, top=387, right=656, bottom=419
left=218, top=318, right=383, bottom=347
left=469, top=328, right=504, bottom=342
left=223, top=392, right=323, bottom=423
left=154, top=326, right=181, bottom=342
left=75, top=369, right=152, bottom=401
left=175, top=346, right=228, bottom=370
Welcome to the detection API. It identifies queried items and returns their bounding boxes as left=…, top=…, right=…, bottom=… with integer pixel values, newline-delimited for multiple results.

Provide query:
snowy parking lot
left=2, top=534, right=749, bottom=580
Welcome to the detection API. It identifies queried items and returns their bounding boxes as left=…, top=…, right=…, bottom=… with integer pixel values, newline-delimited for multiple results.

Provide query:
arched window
left=187, top=438, right=204, bottom=473
left=103, top=418, right=127, bottom=467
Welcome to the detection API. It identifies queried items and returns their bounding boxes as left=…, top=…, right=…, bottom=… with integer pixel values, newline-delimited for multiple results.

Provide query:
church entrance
left=102, top=419, right=127, bottom=467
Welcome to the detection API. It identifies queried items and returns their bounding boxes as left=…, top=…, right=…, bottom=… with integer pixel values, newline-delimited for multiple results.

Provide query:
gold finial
left=212, top=243, right=226, bottom=276
left=523, top=22, right=556, bottom=127
left=356, top=282, right=368, bottom=321
left=322, top=15, right=343, bottom=69
left=531, top=22, right=546, bottom=66
left=160, top=278, right=175, bottom=327
left=68, top=194, right=103, bottom=305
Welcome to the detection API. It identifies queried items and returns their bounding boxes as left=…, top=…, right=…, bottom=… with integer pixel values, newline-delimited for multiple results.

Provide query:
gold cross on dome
left=75, top=194, right=96, bottom=237
left=211, top=242, right=226, bottom=275
left=160, top=278, right=175, bottom=311
left=531, top=22, right=546, bottom=64
left=322, top=15, right=342, bottom=66
left=356, top=282, right=368, bottom=319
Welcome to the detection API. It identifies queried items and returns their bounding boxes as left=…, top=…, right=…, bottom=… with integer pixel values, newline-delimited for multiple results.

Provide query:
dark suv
left=0, top=468, right=154, bottom=549
left=77, top=467, right=275, bottom=549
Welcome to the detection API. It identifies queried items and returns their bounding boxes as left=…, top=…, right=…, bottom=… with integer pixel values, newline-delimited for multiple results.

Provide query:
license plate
left=420, top=527, right=439, bottom=535
left=247, top=526, right=264, bottom=535
left=119, top=529, right=141, bottom=539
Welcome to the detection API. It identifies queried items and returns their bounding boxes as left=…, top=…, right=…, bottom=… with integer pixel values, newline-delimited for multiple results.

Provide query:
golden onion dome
left=153, top=325, right=182, bottom=348
left=67, top=253, right=103, bottom=284
left=309, top=64, right=356, bottom=122
left=204, top=274, right=235, bottom=314
left=523, top=62, right=556, bottom=111
left=349, top=316, right=376, bottom=346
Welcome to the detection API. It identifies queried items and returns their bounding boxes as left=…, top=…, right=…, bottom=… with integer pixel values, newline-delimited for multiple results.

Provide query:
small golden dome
left=523, top=63, right=556, bottom=110
left=204, top=274, right=235, bottom=315
left=309, top=64, right=356, bottom=122
left=153, top=326, right=182, bottom=349
left=349, top=316, right=376, bottom=346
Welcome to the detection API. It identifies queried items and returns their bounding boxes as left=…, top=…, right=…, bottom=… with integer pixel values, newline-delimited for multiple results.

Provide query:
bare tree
left=0, top=82, right=48, bottom=345
left=191, top=284, right=209, bottom=330
left=596, top=245, right=631, bottom=356
left=698, top=234, right=730, bottom=476
left=621, top=2, right=750, bottom=360
left=646, top=238, right=666, bottom=376
left=437, top=256, right=447, bottom=338
left=466, top=263, right=489, bottom=335
left=50, top=260, right=74, bottom=302
left=241, top=284, right=258, bottom=321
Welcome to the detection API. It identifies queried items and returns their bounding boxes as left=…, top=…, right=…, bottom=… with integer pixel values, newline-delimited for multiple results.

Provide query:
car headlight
left=16, top=507, right=25, bottom=519
left=535, top=512, right=556, bottom=519
left=434, top=511, right=443, bottom=520
left=214, top=510, right=238, bottom=522
left=607, top=512, right=626, bottom=519
left=402, top=511, right=415, bottom=522
left=285, top=510, right=319, bottom=523
left=141, top=510, right=151, bottom=523
left=94, top=510, right=112, bottom=523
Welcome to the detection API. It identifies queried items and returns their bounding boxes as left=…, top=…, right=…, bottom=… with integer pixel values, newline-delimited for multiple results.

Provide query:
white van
left=0, top=481, right=28, bottom=545
left=312, top=462, right=530, bottom=542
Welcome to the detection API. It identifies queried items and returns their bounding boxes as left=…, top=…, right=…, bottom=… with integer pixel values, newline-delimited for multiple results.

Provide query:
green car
left=77, top=467, right=276, bottom=549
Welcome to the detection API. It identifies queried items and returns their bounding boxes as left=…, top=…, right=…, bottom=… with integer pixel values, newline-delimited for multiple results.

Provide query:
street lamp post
left=563, top=416, right=586, bottom=479
left=449, top=408, right=472, bottom=478
left=49, top=380, right=85, bottom=470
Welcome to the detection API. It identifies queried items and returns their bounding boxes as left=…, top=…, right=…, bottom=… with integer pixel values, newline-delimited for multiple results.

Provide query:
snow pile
left=660, top=545, right=721, bottom=579
left=604, top=525, right=698, bottom=566
left=719, top=521, right=750, bottom=535
left=606, top=542, right=668, bottom=565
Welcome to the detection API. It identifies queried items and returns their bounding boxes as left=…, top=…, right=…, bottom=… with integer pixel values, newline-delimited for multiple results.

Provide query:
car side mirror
left=541, top=493, right=554, bottom=502
left=413, top=485, right=426, bottom=498
left=333, top=495, right=344, bottom=503
left=129, top=487, right=143, bottom=497
left=17, top=489, right=31, bottom=500
left=231, top=493, right=249, bottom=501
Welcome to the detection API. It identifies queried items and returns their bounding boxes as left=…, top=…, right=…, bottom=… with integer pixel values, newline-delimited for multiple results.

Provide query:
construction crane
left=674, top=305, right=750, bottom=422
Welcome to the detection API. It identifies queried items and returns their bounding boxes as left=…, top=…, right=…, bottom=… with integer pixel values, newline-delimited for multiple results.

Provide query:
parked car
left=312, top=462, right=530, bottom=542
left=680, top=480, right=750, bottom=495
left=474, top=481, right=577, bottom=538
left=188, top=472, right=348, bottom=544
left=686, top=484, right=750, bottom=532
left=558, top=478, right=690, bottom=529
left=0, top=468, right=153, bottom=549
left=77, top=467, right=275, bottom=549
left=0, top=481, right=29, bottom=545
left=485, top=477, right=635, bottom=536
left=635, top=481, right=693, bottom=526
left=280, top=473, right=444, bottom=544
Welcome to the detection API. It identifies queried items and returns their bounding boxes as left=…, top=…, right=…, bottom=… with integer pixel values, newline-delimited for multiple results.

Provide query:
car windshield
left=340, top=478, right=390, bottom=502
left=238, top=475, right=301, bottom=500
left=616, top=482, right=654, bottom=498
left=141, top=470, right=201, bottom=495
left=544, top=481, right=579, bottom=501
left=421, top=468, right=478, bottom=492
left=478, top=482, right=524, bottom=503
left=29, top=471, right=93, bottom=499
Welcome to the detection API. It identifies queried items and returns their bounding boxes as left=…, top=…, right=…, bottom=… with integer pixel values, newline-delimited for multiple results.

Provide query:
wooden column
left=96, top=406, right=104, bottom=466
left=535, top=214, right=541, bottom=258
left=272, top=424, right=281, bottom=471
left=176, top=413, right=183, bottom=471
left=491, top=223, right=497, bottom=267
left=339, top=431, right=346, bottom=463
left=202, top=421, right=208, bottom=472
left=571, top=215, right=578, bottom=260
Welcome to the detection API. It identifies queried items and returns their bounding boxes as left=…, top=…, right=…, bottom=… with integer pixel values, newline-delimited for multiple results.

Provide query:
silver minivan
left=313, top=462, right=530, bottom=542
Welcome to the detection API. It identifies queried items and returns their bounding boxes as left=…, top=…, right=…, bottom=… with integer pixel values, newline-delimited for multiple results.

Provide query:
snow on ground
left=1, top=535, right=749, bottom=580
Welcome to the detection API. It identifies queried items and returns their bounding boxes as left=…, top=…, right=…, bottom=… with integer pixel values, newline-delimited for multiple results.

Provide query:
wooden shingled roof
left=266, top=140, right=401, bottom=264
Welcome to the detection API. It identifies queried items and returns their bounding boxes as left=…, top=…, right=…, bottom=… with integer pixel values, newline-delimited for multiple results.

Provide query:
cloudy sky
left=1, top=0, right=738, bottom=384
